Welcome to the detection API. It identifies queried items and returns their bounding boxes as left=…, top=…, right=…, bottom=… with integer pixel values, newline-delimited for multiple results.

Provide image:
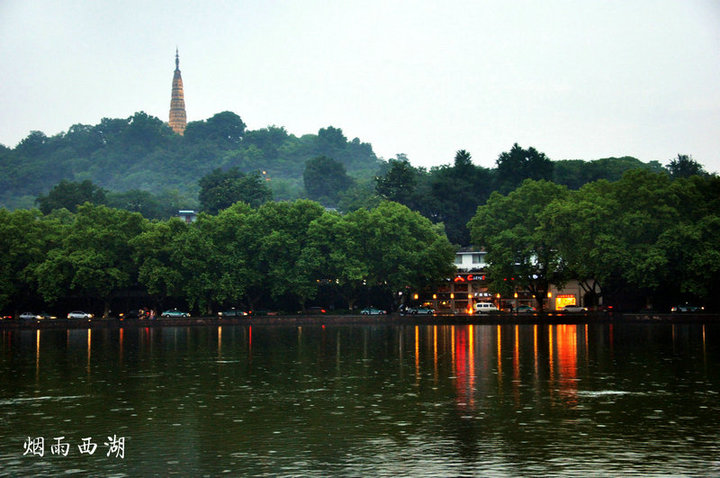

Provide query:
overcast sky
left=1, top=1, right=719, bottom=172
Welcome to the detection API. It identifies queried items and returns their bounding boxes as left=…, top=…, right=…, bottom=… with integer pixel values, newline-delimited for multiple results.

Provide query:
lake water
left=1, top=322, right=719, bottom=477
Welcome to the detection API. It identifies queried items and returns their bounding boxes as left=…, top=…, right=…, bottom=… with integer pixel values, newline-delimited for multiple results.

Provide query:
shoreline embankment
left=1, top=312, right=718, bottom=330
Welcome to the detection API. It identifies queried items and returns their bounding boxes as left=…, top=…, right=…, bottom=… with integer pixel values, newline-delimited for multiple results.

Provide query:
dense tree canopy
left=495, top=143, right=554, bottom=193
left=468, top=180, right=569, bottom=311
left=303, top=156, right=354, bottom=206
left=198, top=168, right=272, bottom=213
left=0, top=199, right=456, bottom=315
left=33, top=204, right=148, bottom=316
left=35, top=179, right=107, bottom=214
left=666, top=154, right=707, bottom=179
left=470, top=171, right=720, bottom=311
left=0, top=112, right=381, bottom=211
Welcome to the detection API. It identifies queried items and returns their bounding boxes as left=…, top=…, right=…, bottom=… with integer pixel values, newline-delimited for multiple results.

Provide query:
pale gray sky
left=1, top=0, right=719, bottom=172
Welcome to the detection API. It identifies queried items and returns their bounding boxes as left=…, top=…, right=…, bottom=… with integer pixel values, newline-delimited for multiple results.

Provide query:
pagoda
left=169, top=48, right=187, bottom=135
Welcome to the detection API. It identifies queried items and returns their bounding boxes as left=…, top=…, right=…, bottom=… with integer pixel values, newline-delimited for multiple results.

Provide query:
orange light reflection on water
left=87, top=329, right=92, bottom=374
left=433, top=326, right=438, bottom=384
left=555, top=324, right=578, bottom=406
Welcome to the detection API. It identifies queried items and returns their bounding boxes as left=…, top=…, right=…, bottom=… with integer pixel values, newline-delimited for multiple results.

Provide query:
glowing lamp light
left=547, top=291, right=553, bottom=298
left=413, top=293, right=419, bottom=300
left=514, top=292, right=518, bottom=298
left=450, top=293, right=455, bottom=299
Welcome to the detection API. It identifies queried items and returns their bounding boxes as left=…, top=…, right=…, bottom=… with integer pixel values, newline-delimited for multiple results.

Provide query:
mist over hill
left=1, top=109, right=678, bottom=244
left=0, top=111, right=381, bottom=210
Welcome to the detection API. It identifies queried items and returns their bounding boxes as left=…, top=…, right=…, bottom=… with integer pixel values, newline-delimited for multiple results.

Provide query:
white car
left=474, top=302, right=499, bottom=313
left=67, top=310, right=93, bottom=319
left=19, top=312, right=41, bottom=320
left=561, top=304, right=587, bottom=313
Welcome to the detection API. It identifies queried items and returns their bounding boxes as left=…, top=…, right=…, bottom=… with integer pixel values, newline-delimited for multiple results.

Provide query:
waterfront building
left=420, top=248, right=598, bottom=314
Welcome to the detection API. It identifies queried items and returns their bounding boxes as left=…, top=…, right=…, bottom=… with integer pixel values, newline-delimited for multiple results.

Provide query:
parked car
left=671, top=304, right=704, bottom=313
left=560, top=304, right=588, bottom=313
left=515, top=305, right=536, bottom=313
left=218, top=308, right=249, bottom=318
left=118, top=309, right=152, bottom=320
left=474, top=302, right=499, bottom=313
left=161, top=309, right=190, bottom=318
left=67, top=310, right=93, bottom=319
left=19, top=312, right=41, bottom=320
left=1, top=313, right=13, bottom=320
left=360, top=307, right=387, bottom=315
left=407, top=306, right=435, bottom=315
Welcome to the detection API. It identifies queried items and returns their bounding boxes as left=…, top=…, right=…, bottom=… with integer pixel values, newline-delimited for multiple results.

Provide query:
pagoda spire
left=169, top=48, right=187, bottom=135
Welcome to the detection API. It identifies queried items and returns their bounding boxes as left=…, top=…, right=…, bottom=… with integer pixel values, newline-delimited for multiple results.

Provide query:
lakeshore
left=2, top=312, right=718, bottom=330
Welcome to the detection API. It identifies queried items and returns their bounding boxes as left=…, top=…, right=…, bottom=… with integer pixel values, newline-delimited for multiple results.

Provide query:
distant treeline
left=2, top=169, right=717, bottom=316
left=2, top=110, right=705, bottom=246
left=468, top=171, right=720, bottom=313
left=0, top=201, right=455, bottom=316
left=0, top=111, right=379, bottom=210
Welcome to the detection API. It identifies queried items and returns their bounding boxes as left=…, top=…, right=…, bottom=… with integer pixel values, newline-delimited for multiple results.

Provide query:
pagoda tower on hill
left=169, top=48, right=187, bottom=135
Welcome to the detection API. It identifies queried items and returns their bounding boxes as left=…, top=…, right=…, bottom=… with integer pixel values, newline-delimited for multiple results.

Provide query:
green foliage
left=33, top=204, right=148, bottom=314
left=106, top=189, right=187, bottom=220
left=495, top=143, right=554, bottom=193
left=479, top=170, right=720, bottom=310
left=1, top=198, right=457, bottom=314
left=184, top=111, right=246, bottom=146
left=553, top=156, right=662, bottom=189
left=468, top=180, right=569, bottom=310
left=303, top=156, right=354, bottom=206
left=337, top=179, right=380, bottom=213
left=375, top=155, right=422, bottom=205
left=419, top=150, right=494, bottom=245
left=35, top=179, right=107, bottom=214
left=131, top=218, right=189, bottom=302
left=0, top=112, right=380, bottom=211
left=665, top=154, right=707, bottom=179
left=0, top=208, right=53, bottom=310
left=198, top=168, right=272, bottom=213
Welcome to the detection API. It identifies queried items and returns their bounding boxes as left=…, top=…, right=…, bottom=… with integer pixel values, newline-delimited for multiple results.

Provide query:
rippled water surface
left=1, top=323, right=719, bottom=476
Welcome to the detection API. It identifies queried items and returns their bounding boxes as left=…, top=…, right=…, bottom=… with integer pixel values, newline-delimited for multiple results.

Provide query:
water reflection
left=1, top=322, right=719, bottom=477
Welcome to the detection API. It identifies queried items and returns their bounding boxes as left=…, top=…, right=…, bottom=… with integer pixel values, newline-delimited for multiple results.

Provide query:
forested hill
left=0, top=111, right=380, bottom=209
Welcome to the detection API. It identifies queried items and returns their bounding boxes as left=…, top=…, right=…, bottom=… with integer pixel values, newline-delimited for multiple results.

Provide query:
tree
left=375, top=155, right=421, bottom=205
left=346, top=201, right=456, bottom=308
left=34, top=204, right=148, bottom=316
left=36, top=179, right=107, bottom=214
left=421, top=150, right=494, bottom=245
left=299, top=211, right=367, bottom=310
left=198, top=168, right=272, bottom=214
left=130, top=218, right=189, bottom=308
left=538, top=181, right=623, bottom=307
left=240, top=200, right=327, bottom=310
left=495, top=143, right=554, bottom=193
left=303, top=156, right=354, bottom=206
left=337, top=179, right=380, bottom=213
left=553, top=156, right=660, bottom=190
left=666, top=154, right=707, bottom=178
left=122, top=111, right=174, bottom=149
left=468, top=180, right=568, bottom=311
left=0, top=209, right=57, bottom=312
left=656, top=216, right=720, bottom=302
left=106, top=189, right=181, bottom=219
left=185, top=111, right=246, bottom=146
